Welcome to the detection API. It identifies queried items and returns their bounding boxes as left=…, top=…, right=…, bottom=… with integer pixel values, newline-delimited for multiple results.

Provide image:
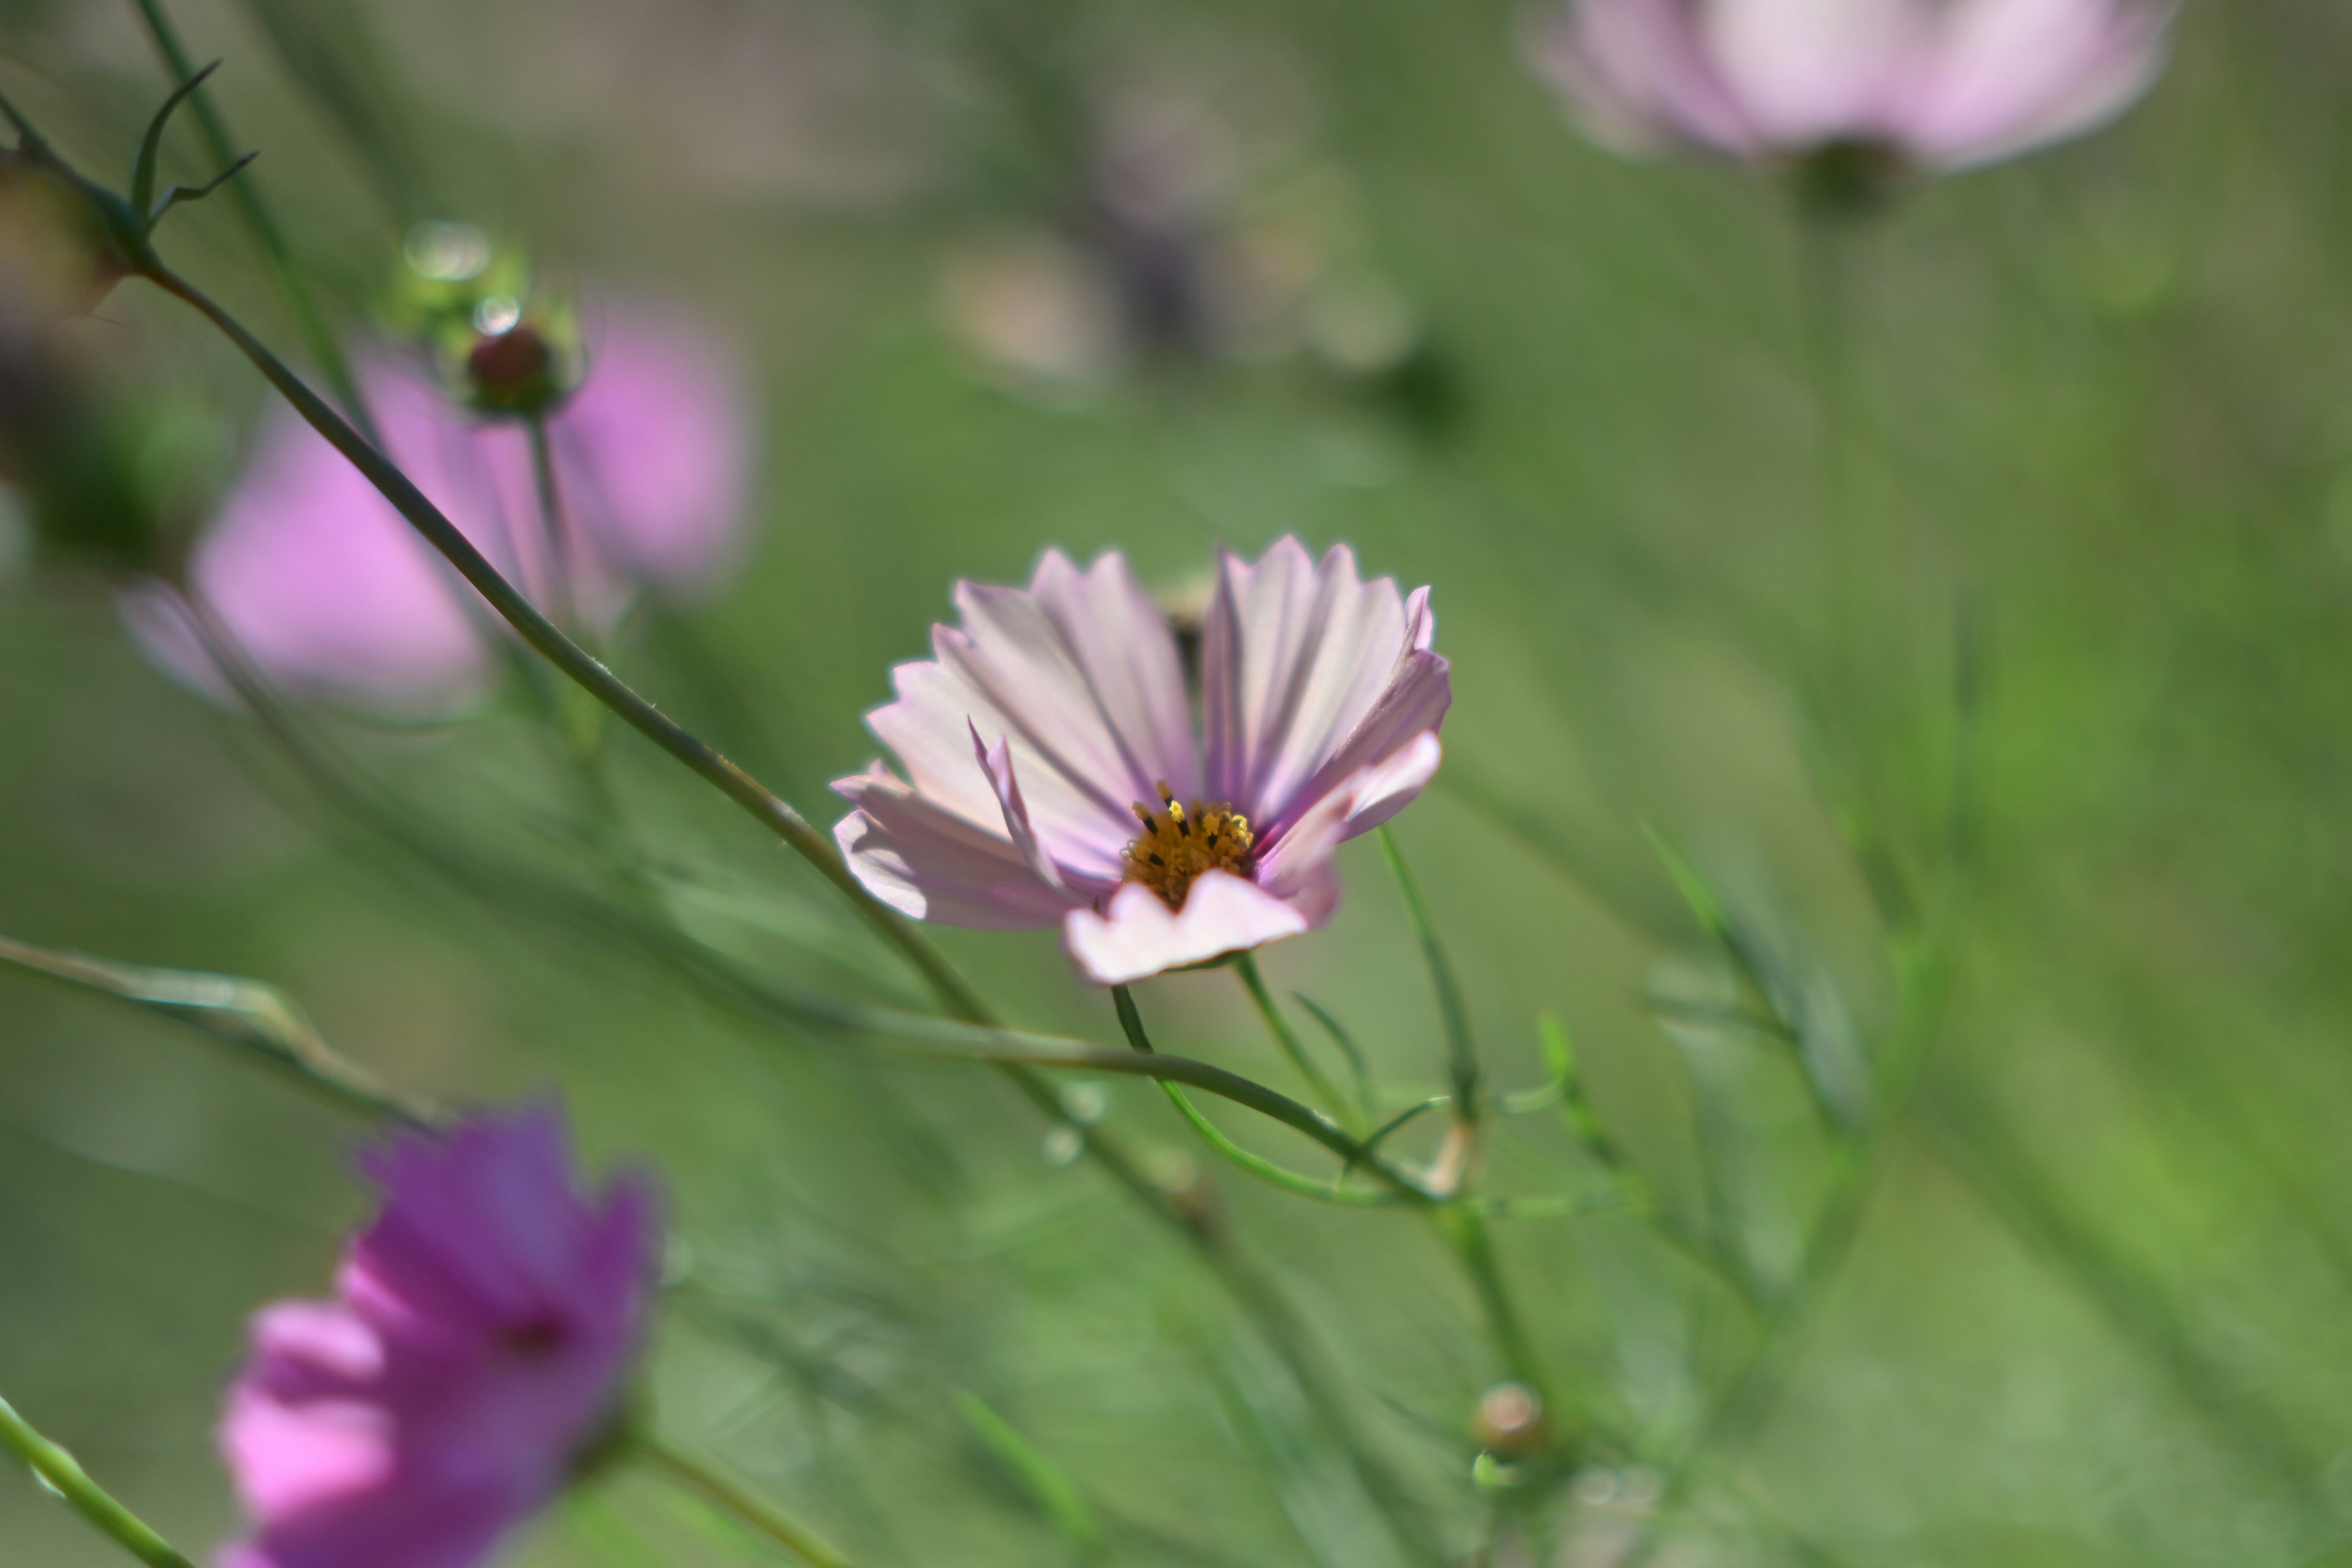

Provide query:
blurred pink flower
left=833, top=538, right=1449, bottom=986
left=1531, top=0, right=2173, bottom=176
left=217, top=1104, right=658, bottom=1568
left=125, top=304, right=750, bottom=712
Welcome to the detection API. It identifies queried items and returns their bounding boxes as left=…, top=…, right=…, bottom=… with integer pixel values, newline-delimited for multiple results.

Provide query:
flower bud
left=1471, top=1381, right=1548, bottom=1461
left=0, top=148, right=131, bottom=318
left=466, top=321, right=559, bottom=413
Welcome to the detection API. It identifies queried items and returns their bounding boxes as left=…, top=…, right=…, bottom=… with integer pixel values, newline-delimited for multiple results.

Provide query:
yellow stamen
left=1123, top=786, right=1254, bottom=910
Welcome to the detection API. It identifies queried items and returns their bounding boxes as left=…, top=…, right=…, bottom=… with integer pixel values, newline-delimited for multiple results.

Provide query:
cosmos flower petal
left=1259, top=595, right=1450, bottom=842
left=549, top=307, right=751, bottom=597
left=217, top=1478, right=530, bottom=1568
left=123, top=369, right=491, bottom=713
left=869, top=612, right=1144, bottom=876
left=1254, top=733, right=1446, bottom=926
left=1903, top=0, right=2171, bottom=167
left=1030, top=549, right=1202, bottom=803
left=834, top=761, right=1088, bottom=929
left=843, top=537, right=1445, bottom=981
left=1702, top=0, right=1932, bottom=147
left=1202, top=540, right=1427, bottom=828
left=124, top=306, right=750, bottom=714
left=972, top=722, right=1072, bottom=894
left=217, top=1106, right=657, bottom=1568
left=1063, top=872, right=1312, bottom=988
left=1534, top=0, right=2171, bottom=173
left=1527, top=0, right=1757, bottom=155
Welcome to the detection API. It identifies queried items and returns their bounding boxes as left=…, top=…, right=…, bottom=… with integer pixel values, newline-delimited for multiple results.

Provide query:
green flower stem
left=1438, top=1203, right=1550, bottom=1409
left=0, top=931, right=432, bottom=1128
left=1234, top=952, right=1357, bottom=1131
left=525, top=416, right=584, bottom=632
left=636, top=1433, right=853, bottom=1568
left=143, top=260, right=993, bottom=1030
left=135, top=257, right=1446, bottom=1568
left=1113, top=986, right=1425, bottom=1207
left=1375, top=829, right=1481, bottom=1116
left=1619, top=914, right=1964, bottom=1568
left=1368, top=830, right=1563, bottom=1432
left=124, top=0, right=378, bottom=448
left=0, top=1393, right=196, bottom=1568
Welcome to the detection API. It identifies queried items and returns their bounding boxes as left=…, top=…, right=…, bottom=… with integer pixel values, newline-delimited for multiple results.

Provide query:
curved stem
left=0, top=1393, right=195, bottom=1568
left=0, top=931, right=432, bottom=1128
left=637, top=1433, right=853, bottom=1568
left=143, top=262, right=992, bottom=1027
left=1113, top=986, right=1422, bottom=1207
left=1376, top=827, right=1480, bottom=1114
left=124, top=0, right=378, bottom=447
left=1234, top=952, right=1356, bottom=1131
left=137, top=260, right=1445, bottom=1567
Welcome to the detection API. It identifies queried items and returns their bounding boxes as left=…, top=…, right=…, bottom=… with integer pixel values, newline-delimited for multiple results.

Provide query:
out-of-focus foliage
left=4, top=1, right=2352, bottom=1566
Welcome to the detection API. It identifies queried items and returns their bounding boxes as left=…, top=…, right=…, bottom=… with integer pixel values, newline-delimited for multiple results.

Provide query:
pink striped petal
left=1528, top=0, right=1759, bottom=155
left=1202, top=540, right=1433, bottom=828
left=1903, top=0, right=2171, bottom=168
left=834, top=760, right=1088, bottom=929
left=1063, top=872, right=1311, bottom=987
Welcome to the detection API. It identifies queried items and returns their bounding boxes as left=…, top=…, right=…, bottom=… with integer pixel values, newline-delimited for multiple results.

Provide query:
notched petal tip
left=1063, top=871, right=1311, bottom=987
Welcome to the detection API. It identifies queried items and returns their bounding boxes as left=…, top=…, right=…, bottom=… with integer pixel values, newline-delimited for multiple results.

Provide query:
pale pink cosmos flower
left=125, top=304, right=750, bottom=712
left=1531, top=0, right=2174, bottom=177
left=217, top=1104, right=658, bottom=1568
left=832, top=538, right=1449, bottom=986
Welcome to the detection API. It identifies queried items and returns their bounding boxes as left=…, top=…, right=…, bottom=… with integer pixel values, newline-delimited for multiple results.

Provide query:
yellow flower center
left=1122, top=782, right=1254, bottom=910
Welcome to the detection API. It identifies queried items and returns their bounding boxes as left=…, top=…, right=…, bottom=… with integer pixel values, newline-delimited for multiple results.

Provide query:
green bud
left=0, top=148, right=134, bottom=318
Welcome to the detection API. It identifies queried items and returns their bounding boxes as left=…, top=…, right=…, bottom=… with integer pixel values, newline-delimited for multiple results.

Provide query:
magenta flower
left=832, top=538, right=1449, bottom=986
left=125, top=304, right=750, bottom=712
left=217, top=1104, right=658, bottom=1568
left=1531, top=0, right=2173, bottom=178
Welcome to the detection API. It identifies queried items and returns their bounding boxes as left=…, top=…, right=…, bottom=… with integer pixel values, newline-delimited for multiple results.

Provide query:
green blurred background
left=7, top=0, right=2352, bottom=1563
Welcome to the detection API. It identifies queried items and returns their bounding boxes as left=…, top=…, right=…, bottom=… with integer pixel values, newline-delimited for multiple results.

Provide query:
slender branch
left=123, top=0, right=378, bottom=446
left=0, top=1393, right=197, bottom=1568
left=133, top=258, right=1446, bottom=1568
left=142, top=261, right=993, bottom=1028
left=0, top=932, right=432, bottom=1127
left=525, top=416, right=582, bottom=631
left=1376, top=828, right=1481, bottom=1114
left=1438, top=1205, right=1549, bottom=1402
left=1233, top=953, right=1356, bottom=1131
left=1112, top=986, right=1425, bottom=1207
left=636, top=1433, right=854, bottom=1568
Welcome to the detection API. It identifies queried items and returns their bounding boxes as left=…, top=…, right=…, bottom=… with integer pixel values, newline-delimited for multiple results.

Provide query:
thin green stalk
left=0, top=932, right=431, bottom=1128
left=1439, top=1205, right=1548, bottom=1402
left=124, top=0, right=377, bottom=446
left=1618, top=913, right=1962, bottom=1568
left=0, top=1393, right=196, bottom=1568
left=1798, top=209, right=1861, bottom=677
left=134, top=255, right=1445, bottom=1568
left=1368, top=831, right=1562, bottom=1440
left=1113, top=986, right=1427, bottom=1207
left=1376, top=828, right=1480, bottom=1114
left=1234, top=952, right=1357, bottom=1130
left=526, top=416, right=582, bottom=631
left=637, top=1433, right=854, bottom=1568
left=143, top=261, right=993, bottom=1028
left=181, top=599, right=1439, bottom=1567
